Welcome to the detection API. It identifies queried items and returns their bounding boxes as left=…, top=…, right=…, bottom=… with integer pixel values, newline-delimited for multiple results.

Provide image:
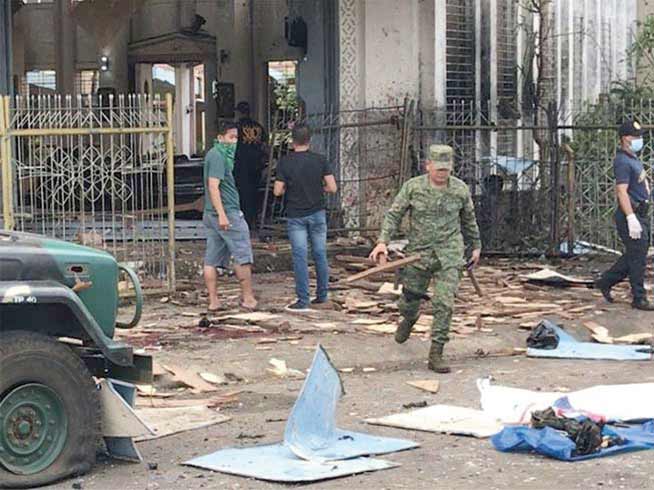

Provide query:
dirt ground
left=46, top=252, right=654, bottom=490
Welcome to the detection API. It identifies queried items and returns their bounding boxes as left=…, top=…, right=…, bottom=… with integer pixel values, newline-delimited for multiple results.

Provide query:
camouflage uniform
left=378, top=145, right=481, bottom=346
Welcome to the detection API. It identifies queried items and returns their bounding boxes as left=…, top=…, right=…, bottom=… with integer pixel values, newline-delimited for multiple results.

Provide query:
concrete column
left=0, top=1, right=11, bottom=95
left=178, top=0, right=196, bottom=30
left=98, top=22, right=129, bottom=93
left=594, top=0, right=601, bottom=99
left=204, top=57, right=218, bottom=143
left=231, top=0, right=253, bottom=110
left=581, top=0, right=589, bottom=102
left=489, top=0, right=497, bottom=159
left=135, top=64, right=153, bottom=95
left=555, top=0, right=561, bottom=117
left=174, top=64, right=193, bottom=157
left=567, top=0, right=574, bottom=119
left=55, top=0, right=76, bottom=95
left=434, top=0, right=447, bottom=110
left=418, top=0, right=435, bottom=106
left=515, top=0, right=524, bottom=157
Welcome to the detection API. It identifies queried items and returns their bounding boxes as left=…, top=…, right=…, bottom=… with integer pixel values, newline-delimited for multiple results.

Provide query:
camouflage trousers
left=398, top=262, right=462, bottom=345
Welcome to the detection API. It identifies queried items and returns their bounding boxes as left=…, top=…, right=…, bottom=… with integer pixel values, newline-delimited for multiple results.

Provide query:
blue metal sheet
left=185, top=444, right=397, bottom=483
left=527, top=323, right=653, bottom=361
left=284, top=345, right=418, bottom=461
left=184, top=345, right=417, bottom=482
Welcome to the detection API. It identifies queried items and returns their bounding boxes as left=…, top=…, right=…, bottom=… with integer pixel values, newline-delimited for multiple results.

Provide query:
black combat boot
left=632, top=298, right=654, bottom=311
left=427, top=342, right=451, bottom=373
left=594, top=279, right=614, bottom=303
left=395, top=317, right=415, bottom=344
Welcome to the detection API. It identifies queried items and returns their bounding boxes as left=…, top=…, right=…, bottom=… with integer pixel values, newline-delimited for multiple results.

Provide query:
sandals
left=239, top=301, right=259, bottom=312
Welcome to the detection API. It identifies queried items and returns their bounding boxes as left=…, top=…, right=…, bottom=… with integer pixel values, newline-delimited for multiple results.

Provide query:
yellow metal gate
left=0, top=93, right=176, bottom=292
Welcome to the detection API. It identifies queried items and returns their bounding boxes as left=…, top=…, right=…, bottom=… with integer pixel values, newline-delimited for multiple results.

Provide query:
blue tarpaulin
left=184, top=345, right=418, bottom=482
left=527, top=322, right=653, bottom=361
left=492, top=421, right=654, bottom=461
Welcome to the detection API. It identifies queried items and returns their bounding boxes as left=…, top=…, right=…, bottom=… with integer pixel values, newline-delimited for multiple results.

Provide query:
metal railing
left=0, top=93, right=176, bottom=292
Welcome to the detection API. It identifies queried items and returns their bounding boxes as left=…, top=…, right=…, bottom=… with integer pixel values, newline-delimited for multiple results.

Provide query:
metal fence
left=0, top=93, right=176, bottom=292
left=415, top=98, right=654, bottom=254
left=258, top=101, right=413, bottom=235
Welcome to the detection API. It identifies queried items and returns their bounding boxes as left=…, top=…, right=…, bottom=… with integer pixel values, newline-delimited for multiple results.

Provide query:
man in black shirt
left=234, top=101, right=268, bottom=230
left=274, top=124, right=338, bottom=310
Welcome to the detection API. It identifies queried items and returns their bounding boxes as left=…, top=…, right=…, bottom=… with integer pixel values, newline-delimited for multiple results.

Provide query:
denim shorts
left=203, top=211, right=254, bottom=267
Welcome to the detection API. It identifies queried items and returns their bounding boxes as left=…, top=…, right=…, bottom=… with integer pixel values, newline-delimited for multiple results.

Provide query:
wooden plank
left=344, top=255, right=421, bottom=283
left=406, top=380, right=440, bottom=394
left=335, top=255, right=375, bottom=265
left=614, top=333, right=653, bottom=344
left=161, top=364, right=219, bottom=393
left=582, top=321, right=613, bottom=344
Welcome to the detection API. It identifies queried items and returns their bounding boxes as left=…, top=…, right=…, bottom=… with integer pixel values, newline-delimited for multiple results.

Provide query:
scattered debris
left=161, top=364, right=219, bottom=393
left=185, top=346, right=417, bottom=483
left=520, top=269, right=594, bottom=287
left=199, top=372, right=228, bottom=385
left=377, top=282, right=403, bottom=296
left=136, top=406, right=231, bottom=442
left=402, top=401, right=428, bottom=409
left=217, top=312, right=281, bottom=323
left=492, top=420, right=654, bottom=461
left=267, top=358, right=305, bottom=379
left=479, top=378, right=654, bottom=424
left=406, top=380, right=440, bottom=394
left=367, top=404, right=503, bottom=438
left=526, top=321, right=652, bottom=361
left=236, top=433, right=265, bottom=440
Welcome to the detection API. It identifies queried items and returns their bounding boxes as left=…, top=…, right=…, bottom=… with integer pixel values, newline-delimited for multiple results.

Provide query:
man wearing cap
left=369, top=144, right=481, bottom=372
left=595, top=120, right=654, bottom=310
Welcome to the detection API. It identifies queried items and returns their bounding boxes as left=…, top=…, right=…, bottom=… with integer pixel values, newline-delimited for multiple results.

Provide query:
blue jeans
left=287, top=210, right=329, bottom=305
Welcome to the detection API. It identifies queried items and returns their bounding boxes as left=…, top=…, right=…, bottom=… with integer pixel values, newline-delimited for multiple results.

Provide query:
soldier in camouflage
left=369, top=144, right=481, bottom=373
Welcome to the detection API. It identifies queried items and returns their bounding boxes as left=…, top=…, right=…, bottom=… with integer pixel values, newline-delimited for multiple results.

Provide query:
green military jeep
left=0, top=231, right=152, bottom=488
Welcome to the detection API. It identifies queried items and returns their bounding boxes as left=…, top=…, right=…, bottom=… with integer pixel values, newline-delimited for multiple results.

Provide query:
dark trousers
left=236, top=173, right=260, bottom=230
left=597, top=207, right=650, bottom=301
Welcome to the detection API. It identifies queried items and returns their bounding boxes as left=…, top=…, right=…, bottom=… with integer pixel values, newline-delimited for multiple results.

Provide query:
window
left=75, top=70, right=99, bottom=96
left=22, top=70, right=56, bottom=95
left=267, top=60, right=298, bottom=129
left=194, top=64, right=204, bottom=101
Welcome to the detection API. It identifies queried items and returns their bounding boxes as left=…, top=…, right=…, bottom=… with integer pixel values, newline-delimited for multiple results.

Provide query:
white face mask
left=631, top=138, right=644, bottom=153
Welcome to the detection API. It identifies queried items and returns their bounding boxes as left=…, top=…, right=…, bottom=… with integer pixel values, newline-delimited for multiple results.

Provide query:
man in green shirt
left=203, top=121, right=257, bottom=311
left=369, top=144, right=481, bottom=373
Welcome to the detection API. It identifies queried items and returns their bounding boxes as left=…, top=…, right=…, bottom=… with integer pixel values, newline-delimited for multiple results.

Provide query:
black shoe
left=632, top=299, right=654, bottom=311
left=594, top=280, right=614, bottom=303
left=285, top=301, right=312, bottom=312
left=311, top=298, right=328, bottom=305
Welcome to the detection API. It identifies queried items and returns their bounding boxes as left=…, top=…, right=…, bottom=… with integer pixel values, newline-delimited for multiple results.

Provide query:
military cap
left=428, top=144, right=454, bottom=170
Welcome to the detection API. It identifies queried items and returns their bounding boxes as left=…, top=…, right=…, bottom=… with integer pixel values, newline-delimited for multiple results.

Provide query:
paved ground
left=46, top=258, right=654, bottom=490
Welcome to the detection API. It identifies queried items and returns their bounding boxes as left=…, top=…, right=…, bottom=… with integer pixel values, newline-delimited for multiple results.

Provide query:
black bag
left=526, top=321, right=560, bottom=349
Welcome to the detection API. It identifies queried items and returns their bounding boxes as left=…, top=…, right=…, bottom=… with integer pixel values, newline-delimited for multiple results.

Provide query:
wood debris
left=199, top=372, right=228, bottom=385
left=217, top=312, right=281, bottom=323
left=406, top=380, right=440, bottom=394
left=161, top=364, right=219, bottom=393
left=267, top=358, right=305, bottom=379
left=344, top=255, right=421, bottom=283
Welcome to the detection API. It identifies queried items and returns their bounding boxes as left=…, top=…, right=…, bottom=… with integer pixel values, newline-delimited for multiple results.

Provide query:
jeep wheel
left=0, top=331, right=100, bottom=488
